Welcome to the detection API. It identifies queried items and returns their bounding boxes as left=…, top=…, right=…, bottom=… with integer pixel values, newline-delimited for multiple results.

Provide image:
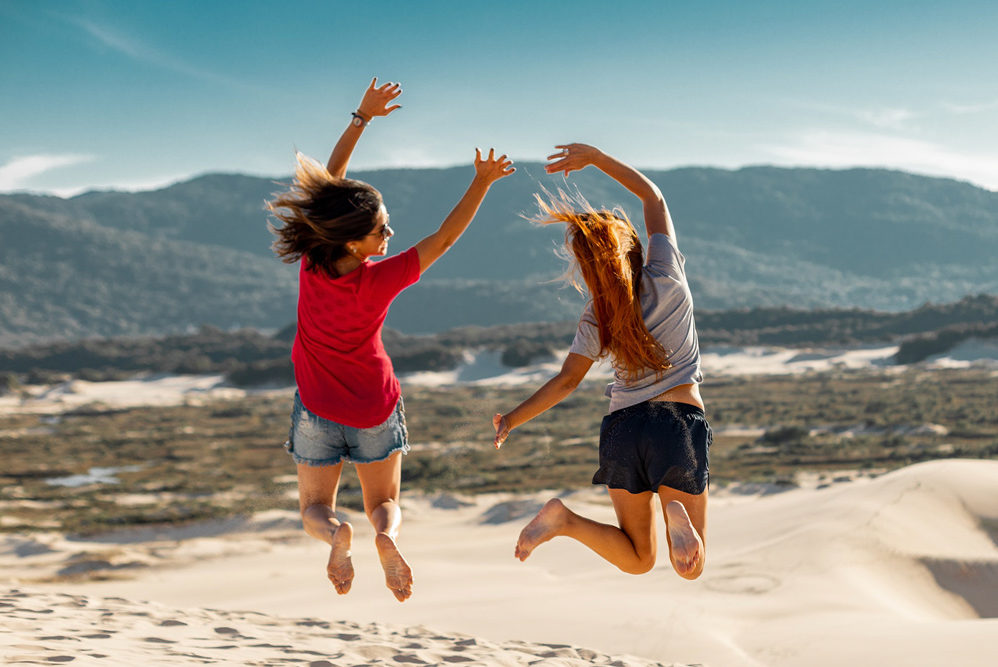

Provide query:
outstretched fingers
left=474, top=148, right=516, bottom=182
left=361, top=77, right=403, bottom=117
left=544, top=142, right=596, bottom=176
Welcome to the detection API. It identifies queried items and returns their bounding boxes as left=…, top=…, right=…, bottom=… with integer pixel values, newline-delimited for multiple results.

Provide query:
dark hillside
left=1, top=164, right=995, bottom=343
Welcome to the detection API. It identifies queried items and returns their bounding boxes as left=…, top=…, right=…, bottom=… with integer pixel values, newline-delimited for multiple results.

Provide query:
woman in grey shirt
left=493, top=143, right=709, bottom=580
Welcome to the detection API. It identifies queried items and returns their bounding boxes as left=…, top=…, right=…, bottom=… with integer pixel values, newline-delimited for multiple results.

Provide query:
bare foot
left=374, top=533, right=413, bottom=602
left=665, top=500, right=704, bottom=579
left=326, top=522, right=354, bottom=594
left=515, top=498, right=566, bottom=561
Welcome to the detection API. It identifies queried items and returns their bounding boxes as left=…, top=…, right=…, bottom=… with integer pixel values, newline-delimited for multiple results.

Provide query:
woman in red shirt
left=269, top=78, right=514, bottom=602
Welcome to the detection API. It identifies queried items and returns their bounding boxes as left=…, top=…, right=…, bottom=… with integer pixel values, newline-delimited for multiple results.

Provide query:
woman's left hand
left=493, top=413, right=511, bottom=449
left=474, top=148, right=516, bottom=185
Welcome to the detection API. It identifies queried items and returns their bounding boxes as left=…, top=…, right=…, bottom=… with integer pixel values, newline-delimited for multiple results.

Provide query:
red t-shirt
left=292, top=247, right=421, bottom=428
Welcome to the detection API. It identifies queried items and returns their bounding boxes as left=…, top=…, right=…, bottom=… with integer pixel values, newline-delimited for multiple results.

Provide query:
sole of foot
left=665, top=500, right=703, bottom=579
left=375, top=533, right=413, bottom=602
left=515, top=498, right=566, bottom=562
left=327, top=522, right=354, bottom=595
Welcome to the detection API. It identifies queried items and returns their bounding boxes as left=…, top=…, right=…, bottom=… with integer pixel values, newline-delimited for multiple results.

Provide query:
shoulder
left=569, top=303, right=602, bottom=360
left=369, top=247, right=418, bottom=272
left=366, top=247, right=420, bottom=291
left=644, top=233, right=686, bottom=276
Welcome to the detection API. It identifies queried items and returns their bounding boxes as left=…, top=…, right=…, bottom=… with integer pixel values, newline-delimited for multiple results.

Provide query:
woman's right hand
left=356, top=77, right=403, bottom=120
left=493, top=413, right=511, bottom=449
left=545, top=143, right=602, bottom=177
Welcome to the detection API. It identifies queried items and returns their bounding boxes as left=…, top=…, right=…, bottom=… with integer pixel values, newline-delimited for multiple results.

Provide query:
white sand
left=926, top=337, right=998, bottom=368
left=3, top=460, right=997, bottom=666
left=2, top=344, right=996, bottom=663
left=400, top=345, right=908, bottom=388
left=0, top=374, right=252, bottom=415
left=4, top=341, right=996, bottom=415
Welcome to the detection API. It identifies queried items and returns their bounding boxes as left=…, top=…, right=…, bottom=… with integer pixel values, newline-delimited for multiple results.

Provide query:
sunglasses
left=366, top=223, right=393, bottom=239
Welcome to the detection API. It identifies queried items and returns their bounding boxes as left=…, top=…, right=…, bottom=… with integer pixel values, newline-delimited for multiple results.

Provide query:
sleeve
left=568, top=303, right=603, bottom=360
left=369, top=246, right=421, bottom=301
left=645, top=233, right=686, bottom=278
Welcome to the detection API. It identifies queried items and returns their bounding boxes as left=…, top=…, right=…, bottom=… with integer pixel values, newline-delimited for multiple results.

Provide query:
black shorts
left=593, top=400, right=711, bottom=495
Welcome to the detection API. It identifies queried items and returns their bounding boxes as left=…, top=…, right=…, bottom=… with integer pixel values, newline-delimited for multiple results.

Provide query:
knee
left=364, top=497, right=398, bottom=516
left=301, top=502, right=325, bottom=518
left=299, top=503, right=331, bottom=534
left=619, top=553, right=657, bottom=575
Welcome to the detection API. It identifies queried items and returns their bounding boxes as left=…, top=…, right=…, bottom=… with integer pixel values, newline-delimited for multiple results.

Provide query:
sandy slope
left=3, top=460, right=996, bottom=666
left=0, top=588, right=683, bottom=666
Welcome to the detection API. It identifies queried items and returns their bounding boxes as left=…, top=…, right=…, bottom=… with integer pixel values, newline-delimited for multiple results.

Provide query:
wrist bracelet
left=351, top=111, right=370, bottom=127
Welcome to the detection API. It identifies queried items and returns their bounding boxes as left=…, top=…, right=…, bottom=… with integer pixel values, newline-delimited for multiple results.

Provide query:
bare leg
left=515, top=489, right=658, bottom=575
left=296, top=462, right=354, bottom=594
left=659, top=486, right=707, bottom=580
left=355, top=452, right=412, bottom=602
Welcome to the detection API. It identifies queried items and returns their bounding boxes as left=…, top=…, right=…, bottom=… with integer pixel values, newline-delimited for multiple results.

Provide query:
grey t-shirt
left=569, top=232, right=702, bottom=413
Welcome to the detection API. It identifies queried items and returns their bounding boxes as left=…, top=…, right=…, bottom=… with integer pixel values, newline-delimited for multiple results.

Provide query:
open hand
left=545, top=143, right=601, bottom=177
left=357, top=77, right=403, bottom=120
left=474, top=148, right=516, bottom=185
left=493, top=413, right=511, bottom=449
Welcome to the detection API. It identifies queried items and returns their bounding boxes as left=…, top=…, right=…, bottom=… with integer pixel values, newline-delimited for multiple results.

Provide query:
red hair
left=536, top=191, right=670, bottom=379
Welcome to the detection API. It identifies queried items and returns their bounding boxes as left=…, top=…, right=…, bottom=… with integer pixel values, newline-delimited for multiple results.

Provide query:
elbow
left=432, top=232, right=458, bottom=255
left=557, top=373, right=583, bottom=394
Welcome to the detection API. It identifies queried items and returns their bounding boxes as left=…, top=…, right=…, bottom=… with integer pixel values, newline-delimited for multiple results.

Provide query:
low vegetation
left=2, top=368, right=995, bottom=535
left=1, top=295, right=996, bottom=386
left=894, top=321, right=998, bottom=364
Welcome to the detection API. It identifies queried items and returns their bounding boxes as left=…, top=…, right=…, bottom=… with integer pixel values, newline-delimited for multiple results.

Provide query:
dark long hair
left=267, top=152, right=382, bottom=277
left=535, top=191, right=671, bottom=379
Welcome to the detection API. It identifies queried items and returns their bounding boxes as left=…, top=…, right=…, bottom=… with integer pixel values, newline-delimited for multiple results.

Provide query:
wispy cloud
left=855, top=108, right=915, bottom=130
left=760, top=130, right=998, bottom=190
left=55, top=13, right=255, bottom=91
left=780, top=99, right=919, bottom=131
left=941, top=98, right=998, bottom=115
left=0, top=154, right=95, bottom=191
left=46, top=174, right=189, bottom=198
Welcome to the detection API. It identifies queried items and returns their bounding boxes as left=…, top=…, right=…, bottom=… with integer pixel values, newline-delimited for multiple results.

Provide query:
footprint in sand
left=704, top=573, right=780, bottom=594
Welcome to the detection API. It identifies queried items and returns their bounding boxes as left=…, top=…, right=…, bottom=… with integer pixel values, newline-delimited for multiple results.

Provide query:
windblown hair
left=535, top=190, right=671, bottom=380
left=267, top=152, right=382, bottom=277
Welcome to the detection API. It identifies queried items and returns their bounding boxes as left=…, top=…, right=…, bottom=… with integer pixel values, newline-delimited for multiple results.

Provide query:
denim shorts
left=594, top=400, right=710, bottom=495
left=284, top=391, right=409, bottom=466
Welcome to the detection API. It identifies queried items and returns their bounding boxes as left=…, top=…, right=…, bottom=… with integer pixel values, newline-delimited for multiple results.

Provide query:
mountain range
left=1, top=164, right=995, bottom=346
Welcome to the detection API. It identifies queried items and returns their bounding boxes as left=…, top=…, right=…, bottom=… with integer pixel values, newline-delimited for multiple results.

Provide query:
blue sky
left=2, top=0, right=997, bottom=195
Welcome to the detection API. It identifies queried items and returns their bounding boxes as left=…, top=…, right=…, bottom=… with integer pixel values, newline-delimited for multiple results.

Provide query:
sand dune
left=3, top=460, right=996, bottom=666
left=0, top=588, right=685, bottom=666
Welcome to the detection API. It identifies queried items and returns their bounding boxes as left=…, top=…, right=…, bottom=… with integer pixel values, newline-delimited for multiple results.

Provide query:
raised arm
left=492, top=352, right=594, bottom=449
left=414, top=148, right=515, bottom=274
left=325, top=77, right=402, bottom=179
left=546, top=143, right=675, bottom=239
